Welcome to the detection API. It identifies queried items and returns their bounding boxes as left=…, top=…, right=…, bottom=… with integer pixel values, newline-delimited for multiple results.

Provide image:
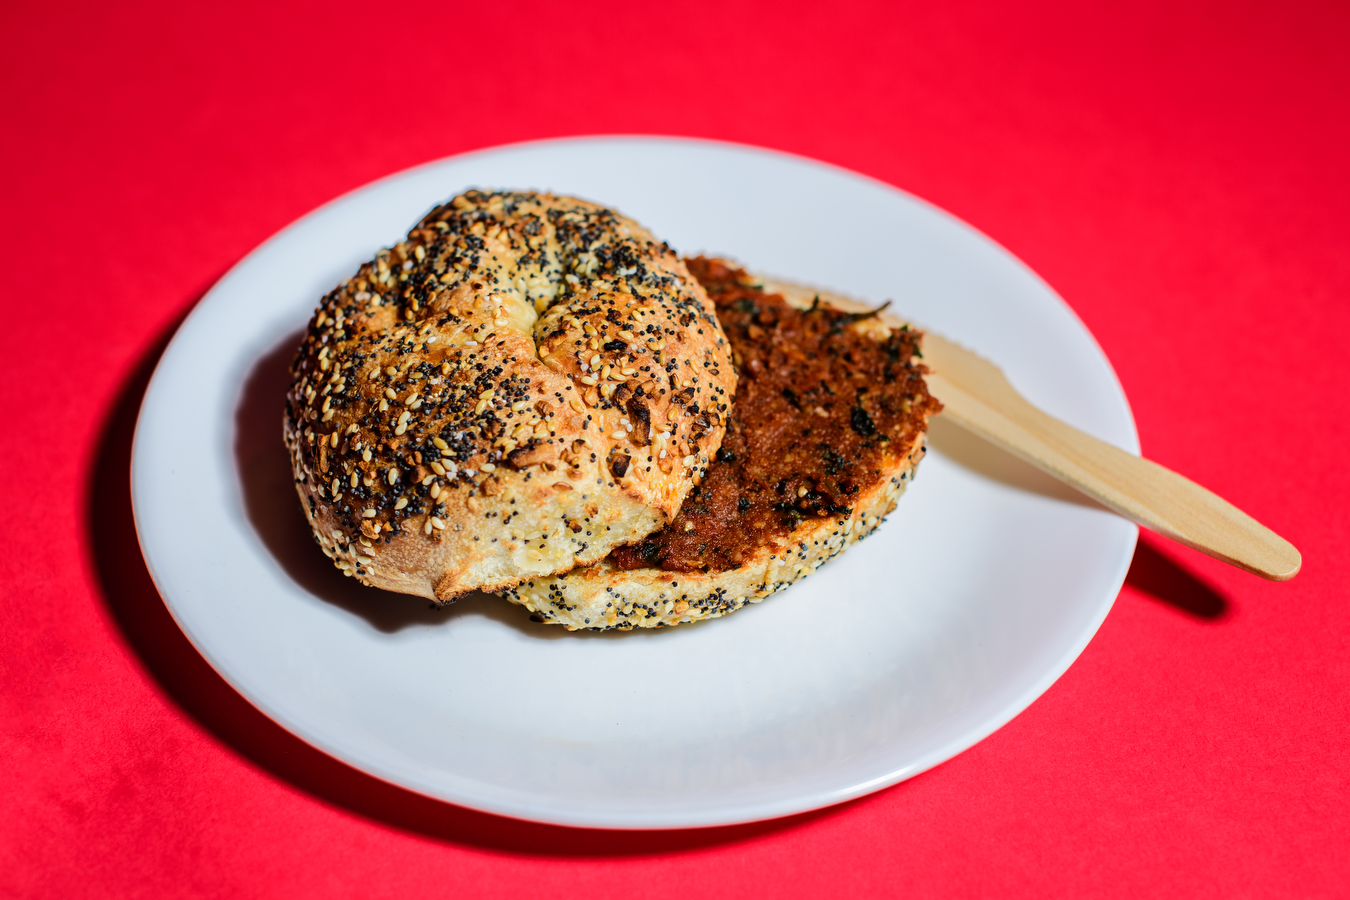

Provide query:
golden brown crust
left=504, top=261, right=940, bottom=629
left=284, top=192, right=736, bottom=601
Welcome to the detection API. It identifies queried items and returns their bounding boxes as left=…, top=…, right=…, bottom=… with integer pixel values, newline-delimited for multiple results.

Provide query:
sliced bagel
left=284, top=192, right=735, bottom=602
left=502, top=257, right=942, bottom=629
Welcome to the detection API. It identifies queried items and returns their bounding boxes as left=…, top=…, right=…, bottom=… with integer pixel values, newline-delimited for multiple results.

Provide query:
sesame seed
left=431, top=517, right=446, bottom=530
left=362, top=508, right=376, bottom=518
left=394, top=497, right=408, bottom=510
left=433, top=437, right=449, bottom=450
left=388, top=469, right=400, bottom=485
left=430, top=461, right=446, bottom=475
left=481, top=463, right=496, bottom=472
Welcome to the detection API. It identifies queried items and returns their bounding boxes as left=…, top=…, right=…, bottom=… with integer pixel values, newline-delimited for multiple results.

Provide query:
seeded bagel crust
left=502, top=266, right=938, bottom=630
left=285, top=191, right=736, bottom=601
left=501, top=450, right=923, bottom=630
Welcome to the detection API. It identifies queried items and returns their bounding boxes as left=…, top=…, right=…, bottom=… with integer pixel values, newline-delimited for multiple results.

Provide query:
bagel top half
left=284, top=191, right=736, bottom=601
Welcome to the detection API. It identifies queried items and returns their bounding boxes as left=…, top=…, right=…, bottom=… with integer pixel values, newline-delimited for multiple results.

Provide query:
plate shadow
left=928, top=414, right=1230, bottom=620
left=926, top=415, right=1103, bottom=508
left=90, top=311, right=849, bottom=853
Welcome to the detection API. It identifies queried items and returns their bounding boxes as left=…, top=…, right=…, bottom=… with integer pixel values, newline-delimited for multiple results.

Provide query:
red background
left=3, top=0, right=1347, bottom=896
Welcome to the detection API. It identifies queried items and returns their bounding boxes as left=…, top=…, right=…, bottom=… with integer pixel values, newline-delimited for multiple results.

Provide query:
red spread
left=609, top=258, right=941, bottom=573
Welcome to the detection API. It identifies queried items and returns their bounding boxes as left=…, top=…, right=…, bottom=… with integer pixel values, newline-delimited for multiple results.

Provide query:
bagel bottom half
left=500, top=258, right=942, bottom=630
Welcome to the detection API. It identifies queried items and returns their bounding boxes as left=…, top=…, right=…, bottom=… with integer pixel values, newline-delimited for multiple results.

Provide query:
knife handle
left=922, top=333, right=1301, bottom=581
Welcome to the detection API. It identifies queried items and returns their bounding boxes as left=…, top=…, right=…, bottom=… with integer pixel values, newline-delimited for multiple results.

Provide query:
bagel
left=284, top=191, right=736, bottom=601
left=501, top=257, right=942, bottom=629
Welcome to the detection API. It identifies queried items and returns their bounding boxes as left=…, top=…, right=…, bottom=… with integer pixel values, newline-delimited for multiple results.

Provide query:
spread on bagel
left=503, top=257, right=942, bottom=629
left=607, top=257, right=937, bottom=574
left=285, top=191, right=736, bottom=601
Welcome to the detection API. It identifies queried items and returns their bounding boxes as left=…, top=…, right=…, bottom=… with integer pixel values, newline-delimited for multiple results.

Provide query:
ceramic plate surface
left=132, top=136, right=1138, bottom=829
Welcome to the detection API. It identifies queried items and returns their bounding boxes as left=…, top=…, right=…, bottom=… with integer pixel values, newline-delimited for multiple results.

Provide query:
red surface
left=3, top=0, right=1347, bottom=896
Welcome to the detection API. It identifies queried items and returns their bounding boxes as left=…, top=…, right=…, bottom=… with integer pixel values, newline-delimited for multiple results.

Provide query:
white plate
left=132, top=136, right=1138, bottom=829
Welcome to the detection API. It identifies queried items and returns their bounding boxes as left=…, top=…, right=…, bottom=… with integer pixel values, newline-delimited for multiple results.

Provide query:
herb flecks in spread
left=608, top=257, right=941, bottom=574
